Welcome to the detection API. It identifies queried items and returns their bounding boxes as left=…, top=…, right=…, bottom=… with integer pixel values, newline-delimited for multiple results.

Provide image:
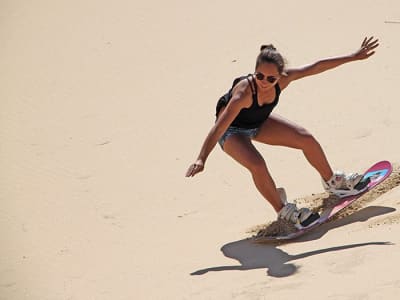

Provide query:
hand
left=185, top=159, right=205, bottom=177
left=352, top=36, right=379, bottom=60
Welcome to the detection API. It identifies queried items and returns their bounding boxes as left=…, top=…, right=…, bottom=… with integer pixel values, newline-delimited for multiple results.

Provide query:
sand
left=1, top=0, right=400, bottom=299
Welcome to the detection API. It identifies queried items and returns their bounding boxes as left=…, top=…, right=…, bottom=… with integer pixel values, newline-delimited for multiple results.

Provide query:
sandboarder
left=186, top=37, right=379, bottom=227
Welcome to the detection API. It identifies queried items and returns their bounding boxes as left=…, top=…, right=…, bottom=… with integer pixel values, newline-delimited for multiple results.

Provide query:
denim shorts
left=218, top=126, right=259, bottom=149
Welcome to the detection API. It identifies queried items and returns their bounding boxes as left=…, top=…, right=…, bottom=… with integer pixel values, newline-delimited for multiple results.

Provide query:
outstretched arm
left=279, top=37, right=379, bottom=89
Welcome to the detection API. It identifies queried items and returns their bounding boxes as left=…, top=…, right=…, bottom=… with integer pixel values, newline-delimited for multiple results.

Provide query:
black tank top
left=215, top=75, right=281, bottom=129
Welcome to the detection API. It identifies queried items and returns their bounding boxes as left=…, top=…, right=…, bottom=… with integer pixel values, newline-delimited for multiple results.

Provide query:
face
left=254, top=63, right=280, bottom=90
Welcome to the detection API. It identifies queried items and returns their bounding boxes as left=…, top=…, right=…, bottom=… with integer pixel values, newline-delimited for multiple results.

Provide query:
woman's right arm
left=185, top=82, right=250, bottom=177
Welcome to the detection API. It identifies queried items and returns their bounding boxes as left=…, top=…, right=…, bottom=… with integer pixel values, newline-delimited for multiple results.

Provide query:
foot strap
left=354, top=177, right=371, bottom=191
left=300, top=212, right=320, bottom=227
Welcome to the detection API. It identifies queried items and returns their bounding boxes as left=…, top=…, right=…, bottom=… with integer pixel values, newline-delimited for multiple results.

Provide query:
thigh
left=253, top=113, right=312, bottom=148
left=223, top=134, right=265, bottom=171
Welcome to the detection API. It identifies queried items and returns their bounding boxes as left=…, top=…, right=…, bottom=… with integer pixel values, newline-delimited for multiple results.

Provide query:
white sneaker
left=323, top=171, right=365, bottom=198
left=277, top=188, right=316, bottom=228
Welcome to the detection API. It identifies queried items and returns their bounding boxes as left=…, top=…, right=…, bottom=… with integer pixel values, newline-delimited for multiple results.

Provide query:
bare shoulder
left=230, top=76, right=254, bottom=107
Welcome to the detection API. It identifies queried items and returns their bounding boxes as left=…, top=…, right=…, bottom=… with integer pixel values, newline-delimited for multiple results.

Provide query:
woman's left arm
left=279, top=37, right=379, bottom=89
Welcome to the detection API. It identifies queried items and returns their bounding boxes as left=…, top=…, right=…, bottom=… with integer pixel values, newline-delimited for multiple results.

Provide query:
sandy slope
left=1, top=0, right=400, bottom=299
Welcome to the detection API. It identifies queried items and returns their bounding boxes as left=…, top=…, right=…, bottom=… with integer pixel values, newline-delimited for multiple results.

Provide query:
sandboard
left=255, top=160, right=393, bottom=241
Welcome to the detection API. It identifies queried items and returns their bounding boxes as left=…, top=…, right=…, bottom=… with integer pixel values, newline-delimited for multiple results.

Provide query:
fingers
left=362, top=36, right=379, bottom=49
left=185, top=163, right=204, bottom=177
left=366, top=51, right=376, bottom=58
left=362, top=37, right=368, bottom=47
left=185, top=164, right=195, bottom=177
left=367, top=38, right=379, bottom=49
left=358, top=36, right=379, bottom=59
left=362, top=36, right=376, bottom=46
left=365, top=36, right=374, bottom=45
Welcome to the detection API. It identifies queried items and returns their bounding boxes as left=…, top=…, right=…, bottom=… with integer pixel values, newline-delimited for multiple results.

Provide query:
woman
left=186, top=37, right=379, bottom=227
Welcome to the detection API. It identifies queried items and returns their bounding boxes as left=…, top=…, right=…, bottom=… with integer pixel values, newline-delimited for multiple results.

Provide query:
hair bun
left=260, top=44, right=277, bottom=51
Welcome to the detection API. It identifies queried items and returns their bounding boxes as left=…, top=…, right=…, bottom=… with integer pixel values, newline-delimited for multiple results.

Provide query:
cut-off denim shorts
left=218, top=126, right=259, bottom=149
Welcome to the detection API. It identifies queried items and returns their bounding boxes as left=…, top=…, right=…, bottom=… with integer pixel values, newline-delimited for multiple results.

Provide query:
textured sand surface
left=1, top=1, right=400, bottom=299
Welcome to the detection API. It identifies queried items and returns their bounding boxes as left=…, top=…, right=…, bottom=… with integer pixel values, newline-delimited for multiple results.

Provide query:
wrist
left=196, top=158, right=205, bottom=165
left=348, top=53, right=360, bottom=61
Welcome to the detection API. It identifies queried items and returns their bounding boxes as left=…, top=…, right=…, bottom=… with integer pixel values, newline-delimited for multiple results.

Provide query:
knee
left=297, top=128, right=320, bottom=150
left=245, top=156, right=267, bottom=175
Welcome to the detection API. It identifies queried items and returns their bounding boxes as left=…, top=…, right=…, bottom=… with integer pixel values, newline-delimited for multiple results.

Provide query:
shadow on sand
left=191, top=205, right=395, bottom=277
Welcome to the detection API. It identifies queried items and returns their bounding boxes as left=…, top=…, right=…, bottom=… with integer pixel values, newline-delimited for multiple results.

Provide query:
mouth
left=258, top=81, right=271, bottom=89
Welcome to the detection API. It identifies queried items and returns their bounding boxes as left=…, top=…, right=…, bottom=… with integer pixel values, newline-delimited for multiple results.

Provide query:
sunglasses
left=254, top=72, right=279, bottom=84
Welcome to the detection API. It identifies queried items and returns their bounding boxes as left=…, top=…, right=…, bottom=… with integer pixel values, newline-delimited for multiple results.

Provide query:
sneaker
left=278, top=203, right=313, bottom=223
left=323, top=171, right=365, bottom=198
left=277, top=188, right=318, bottom=228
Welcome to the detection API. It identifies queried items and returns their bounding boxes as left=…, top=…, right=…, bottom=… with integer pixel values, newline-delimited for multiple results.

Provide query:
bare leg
left=223, top=135, right=284, bottom=212
left=254, top=113, right=334, bottom=181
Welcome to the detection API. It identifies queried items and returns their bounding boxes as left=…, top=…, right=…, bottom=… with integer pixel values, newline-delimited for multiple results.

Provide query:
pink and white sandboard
left=256, top=160, right=393, bottom=241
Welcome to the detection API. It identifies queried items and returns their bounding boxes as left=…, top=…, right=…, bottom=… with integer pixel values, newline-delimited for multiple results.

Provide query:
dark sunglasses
left=254, top=72, right=279, bottom=83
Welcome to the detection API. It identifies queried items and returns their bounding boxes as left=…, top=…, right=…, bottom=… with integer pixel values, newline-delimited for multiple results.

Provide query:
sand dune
left=1, top=0, right=400, bottom=299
